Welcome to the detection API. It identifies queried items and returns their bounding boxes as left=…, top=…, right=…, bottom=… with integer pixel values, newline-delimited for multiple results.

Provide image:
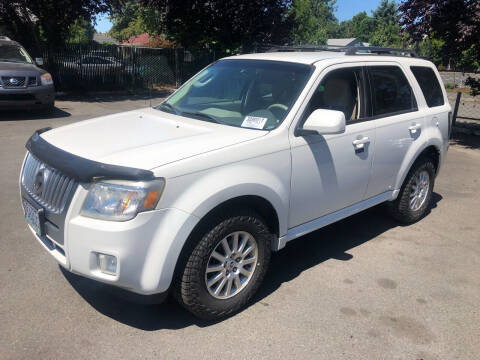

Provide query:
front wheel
left=387, top=157, right=436, bottom=224
left=174, top=211, right=272, bottom=320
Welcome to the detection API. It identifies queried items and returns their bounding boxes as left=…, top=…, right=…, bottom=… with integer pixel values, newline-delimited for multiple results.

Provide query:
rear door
left=364, top=63, right=423, bottom=198
left=410, top=65, right=451, bottom=146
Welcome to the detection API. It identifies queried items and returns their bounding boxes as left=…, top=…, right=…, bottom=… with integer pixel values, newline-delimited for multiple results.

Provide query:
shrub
left=465, top=77, right=480, bottom=96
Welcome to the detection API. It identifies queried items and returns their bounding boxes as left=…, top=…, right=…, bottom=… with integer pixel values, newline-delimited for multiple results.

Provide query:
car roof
left=222, top=51, right=434, bottom=67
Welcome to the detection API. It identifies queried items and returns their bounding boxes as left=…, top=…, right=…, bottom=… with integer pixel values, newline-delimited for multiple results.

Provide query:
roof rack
left=345, top=46, right=416, bottom=57
left=266, top=44, right=346, bottom=53
left=265, top=44, right=417, bottom=57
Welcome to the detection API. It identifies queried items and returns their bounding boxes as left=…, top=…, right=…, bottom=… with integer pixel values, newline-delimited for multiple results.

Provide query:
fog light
left=97, top=253, right=117, bottom=275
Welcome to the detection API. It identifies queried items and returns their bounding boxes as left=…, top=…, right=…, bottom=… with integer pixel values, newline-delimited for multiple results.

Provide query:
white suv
left=20, top=49, right=451, bottom=319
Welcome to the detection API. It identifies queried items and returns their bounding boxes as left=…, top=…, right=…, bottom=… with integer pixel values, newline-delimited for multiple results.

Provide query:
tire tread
left=173, top=212, right=271, bottom=320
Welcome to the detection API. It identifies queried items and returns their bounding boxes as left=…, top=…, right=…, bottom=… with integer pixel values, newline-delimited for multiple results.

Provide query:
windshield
left=0, top=44, right=33, bottom=64
left=157, top=59, right=313, bottom=130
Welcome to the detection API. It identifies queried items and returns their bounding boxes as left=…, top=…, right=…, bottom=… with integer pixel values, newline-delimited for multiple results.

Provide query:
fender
left=393, top=132, right=443, bottom=193
left=162, top=160, right=290, bottom=237
left=144, top=159, right=290, bottom=291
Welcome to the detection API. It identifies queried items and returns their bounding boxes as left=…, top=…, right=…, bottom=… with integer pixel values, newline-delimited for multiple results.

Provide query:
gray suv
left=0, top=37, right=55, bottom=112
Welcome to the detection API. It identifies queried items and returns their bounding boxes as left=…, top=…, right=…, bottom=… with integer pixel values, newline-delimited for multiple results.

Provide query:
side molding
left=274, top=191, right=394, bottom=251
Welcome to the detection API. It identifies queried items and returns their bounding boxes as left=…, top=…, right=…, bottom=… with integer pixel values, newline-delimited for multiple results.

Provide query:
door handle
left=352, top=136, right=370, bottom=146
left=408, top=123, right=422, bottom=133
left=352, top=136, right=370, bottom=153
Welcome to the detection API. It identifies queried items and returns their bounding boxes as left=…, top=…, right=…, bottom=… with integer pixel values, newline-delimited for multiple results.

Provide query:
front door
left=289, top=65, right=375, bottom=228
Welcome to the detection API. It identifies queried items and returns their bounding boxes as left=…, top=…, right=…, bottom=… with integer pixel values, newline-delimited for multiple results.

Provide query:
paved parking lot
left=1, top=98, right=479, bottom=360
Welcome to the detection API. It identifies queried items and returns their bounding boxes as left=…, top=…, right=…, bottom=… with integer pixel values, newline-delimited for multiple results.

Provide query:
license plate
left=22, top=199, right=44, bottom=236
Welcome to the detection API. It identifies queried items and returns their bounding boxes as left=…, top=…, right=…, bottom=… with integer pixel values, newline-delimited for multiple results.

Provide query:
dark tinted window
left=305, top=67, right=366, bottom=124
left=411, top=66, right=445, bottom=107
left=369, top=66, right=417, bottom=116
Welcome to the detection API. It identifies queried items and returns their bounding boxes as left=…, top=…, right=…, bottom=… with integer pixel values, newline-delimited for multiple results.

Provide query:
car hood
left=0, top=61, right=42, bottom=72
left=40, top=107, right=267, bottom=171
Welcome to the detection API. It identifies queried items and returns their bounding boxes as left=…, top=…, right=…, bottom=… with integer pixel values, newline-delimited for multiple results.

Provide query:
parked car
left=0, top=36, right=54, bottom=112
left=20, top=48, right=451, bottom=319
left=71, top=55, right=124, bottom=73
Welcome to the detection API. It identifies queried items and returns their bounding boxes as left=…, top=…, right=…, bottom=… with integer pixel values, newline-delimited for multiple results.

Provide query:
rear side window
left=369, top=66, right=417, bottom=116
left=410, top=66, right=445, bottom=107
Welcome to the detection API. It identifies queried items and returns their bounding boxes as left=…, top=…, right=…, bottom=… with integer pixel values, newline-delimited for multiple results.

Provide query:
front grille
left=21, top=153, right=78, bottom=214
left=1, top=76, right=26, bottom=87
left=27, top=76, right=37, bottom=86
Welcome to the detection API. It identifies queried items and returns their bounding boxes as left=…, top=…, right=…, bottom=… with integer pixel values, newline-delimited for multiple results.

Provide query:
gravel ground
left=1, top=97, right=479, bottom=360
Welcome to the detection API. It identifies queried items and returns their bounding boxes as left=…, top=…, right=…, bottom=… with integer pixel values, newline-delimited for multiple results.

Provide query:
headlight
left=40, top=73, right=53, bottom=86
left=81, top=179, right=165, bottom=221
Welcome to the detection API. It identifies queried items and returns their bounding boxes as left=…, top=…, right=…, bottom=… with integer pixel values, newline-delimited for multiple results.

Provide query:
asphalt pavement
left=1, top=97, right=479, bottom=360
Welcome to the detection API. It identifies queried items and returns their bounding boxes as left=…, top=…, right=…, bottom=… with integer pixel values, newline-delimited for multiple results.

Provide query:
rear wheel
left=387, top=157, right=435, bottom=224
left=174, top=211, right=272, bottom=320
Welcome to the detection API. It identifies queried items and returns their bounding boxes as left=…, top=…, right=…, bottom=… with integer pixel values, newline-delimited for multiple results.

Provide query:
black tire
left=387, top=156, right=436, bottom=224
left=173, top=210, right=272, bottom=320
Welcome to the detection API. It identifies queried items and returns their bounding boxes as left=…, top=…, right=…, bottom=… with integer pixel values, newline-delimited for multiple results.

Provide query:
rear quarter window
left=410, top=66, right=445, bottom=107
left=369, top=66, right=417, bottom=117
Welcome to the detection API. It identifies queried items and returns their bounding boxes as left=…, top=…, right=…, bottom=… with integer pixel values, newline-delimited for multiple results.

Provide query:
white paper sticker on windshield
left=241, top=116, right=268, bottom=129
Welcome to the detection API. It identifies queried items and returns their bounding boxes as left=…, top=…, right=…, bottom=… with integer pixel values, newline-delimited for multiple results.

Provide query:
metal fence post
left=175, top=48, right=180, bottom=88
left=452, top=91, right=462, bottom=127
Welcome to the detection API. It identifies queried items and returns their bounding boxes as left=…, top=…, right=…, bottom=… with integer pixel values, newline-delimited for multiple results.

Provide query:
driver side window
left=304, top=67, right=367, bottom=124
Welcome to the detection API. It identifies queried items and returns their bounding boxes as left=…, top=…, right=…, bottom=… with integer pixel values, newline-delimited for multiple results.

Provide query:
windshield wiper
left=181, top=111, right=223, bottom=124
left=157, top=102, right=181, bottom=115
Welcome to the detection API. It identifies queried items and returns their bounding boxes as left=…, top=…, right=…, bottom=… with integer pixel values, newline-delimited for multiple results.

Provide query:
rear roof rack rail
left=345, top=46, right=416, bottom=57
left=265, top=44, right=347, bottom=53
left=264, top=44, right=417, bottom=57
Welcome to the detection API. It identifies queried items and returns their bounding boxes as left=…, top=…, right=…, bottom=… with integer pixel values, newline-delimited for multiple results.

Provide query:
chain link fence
left=33, top=44, right=225, bottom=92
left=449, top=92, right=480, bottom=121
left=32, top=44, right=480, bottom=126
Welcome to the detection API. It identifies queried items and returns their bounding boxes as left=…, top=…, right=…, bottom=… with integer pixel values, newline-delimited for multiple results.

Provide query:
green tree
left=289, top=0, right=337, bottom=45
left=369, top=0, right=401, bottom=47
left=0, top=0, right=113, bottom=52
left=67, top=18, right=95, bottom=43
left=400, top=0, right=480, bottom=57
left=400, top=0, right=480, bottom=93
left=337, top=11, right=374, bottom=42
left=417, top=38, right=445, bottom=66
left=141, top=0, right=291, bottom=51
left=109, top=1, right=164, bottom=42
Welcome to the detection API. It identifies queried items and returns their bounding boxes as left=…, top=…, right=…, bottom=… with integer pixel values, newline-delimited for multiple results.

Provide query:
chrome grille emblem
left=33, top=165, right=48, bottom=196
left=9, top=78, right=19, bottom=85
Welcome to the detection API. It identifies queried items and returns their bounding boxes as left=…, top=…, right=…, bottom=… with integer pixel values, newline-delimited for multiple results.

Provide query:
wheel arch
left=170, top=194, right=280, bottom=295
left=394, top=142, right=441, bottom=192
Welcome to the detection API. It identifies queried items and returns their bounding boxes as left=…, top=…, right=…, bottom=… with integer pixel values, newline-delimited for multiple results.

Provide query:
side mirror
left=298, top=109, right=346, bottom=136
left=35, top=58, right=44, bottom=66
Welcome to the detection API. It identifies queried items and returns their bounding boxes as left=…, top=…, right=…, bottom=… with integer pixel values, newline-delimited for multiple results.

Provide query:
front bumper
left=21, top=171, right=199, bottom=295
left=0, top=84, right=54, bottom=109
left=26, top=192, right=199, bottom=295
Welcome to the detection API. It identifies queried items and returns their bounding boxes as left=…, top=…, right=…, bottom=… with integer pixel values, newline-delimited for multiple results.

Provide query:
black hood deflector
left=25, top=128, right=155, bottom=182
